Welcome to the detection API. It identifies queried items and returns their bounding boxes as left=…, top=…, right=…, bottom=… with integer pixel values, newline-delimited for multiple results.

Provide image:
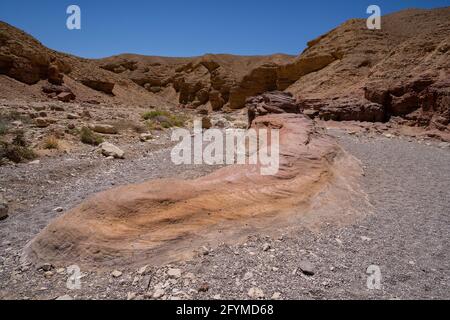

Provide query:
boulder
left=139, top=133, right=153, bottom=142
left=90, top=124, right=118, bottom=135
left=100, top=142, right=125, bottom=159
left=34, top=117, right=56, bottom=128
left=57, top=92, right=75, bottom=103
left=247, top=91, right=299, bottom=126
left=47, top=64, right=63, bottom=85
left=67, top=113, right=79, bottom=120
left=81, top=79, right=115, bottom=95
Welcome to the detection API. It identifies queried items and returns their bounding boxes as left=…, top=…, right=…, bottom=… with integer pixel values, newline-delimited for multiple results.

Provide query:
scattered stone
left=127, top=292, right=137, bottom=300
left=199, top=246, right=210, bottom=256
left=213, top=294, right=222, bottom=300
left=243, top=272, right=253, bottom=281
left=361, top=236, right=372, bottom=242
left=137, top=265, right=149, bottom=275
left=152, top=288, right=165, bottom=299
left=33, top=105, right=46, bottom=111
left=303, top=109, right=320, bottom=119
left=91, top=124, right=118, bottom=135
left=298, top=260, right=315, bottom=276
left=37, top=263, right=54, bottom=272
left=56, top=295, right=73, bottom=300
left=44, top=271, right=54, bottom=278
left=34, top=117, right=52, bottom=128
left=57, top=92, right=75, bottom=103
left=100, top=142, right=125, bottom=159
left=167, top=268, right=182, bottom=279
left=140, top=133, right=153, bottom=142
left=438, top=142, right=450, bottom=149
left=248, top=287, right=265, bottom=299
left=50, top=105, right=66, bottom=112
left=271, top=292, right=282, bottom=300
left=67, top=113, right=79, bottom=120
left=67, top=123, right=76, bottom=130
left=198, top=282, right=210, bottom=293
left=54, top=207, right=64, bottom=213
left=111, top=270, right=123, bottom=278
left=262, top=243, right=271, bottom=251
left=56, top=268, right=66, bottom=275
left=81, top=109, right=91, bottom=118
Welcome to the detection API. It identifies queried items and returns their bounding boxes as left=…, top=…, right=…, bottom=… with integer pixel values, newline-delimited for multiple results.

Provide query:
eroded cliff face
left=96, top=54, right=295, bottom=110
left=1, top=7, right=449, bottom=128
left=286, top=8, right=450, bottom=127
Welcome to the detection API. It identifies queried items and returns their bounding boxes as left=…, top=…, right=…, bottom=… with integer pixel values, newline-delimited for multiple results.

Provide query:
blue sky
left=0, top=0, right=448, bottom=58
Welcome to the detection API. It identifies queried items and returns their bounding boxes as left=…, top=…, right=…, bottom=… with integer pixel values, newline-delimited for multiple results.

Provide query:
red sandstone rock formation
left=24, top=108, right=364, bottom=268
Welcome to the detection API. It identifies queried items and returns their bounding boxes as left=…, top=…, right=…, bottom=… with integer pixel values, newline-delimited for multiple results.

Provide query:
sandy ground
left=0, top=128, right=449, bottom=300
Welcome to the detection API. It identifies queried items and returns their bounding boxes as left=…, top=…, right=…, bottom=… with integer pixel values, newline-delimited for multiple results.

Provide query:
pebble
left=167, top=268, right=182, bottom=279
left=153, top=288, right=165, bottom=299
left=198, top=282, right=210, bottom=293
left=262, top=243, right=271, bottom=251
left=248, top=287, right=265, bottom=299
left=271, top=292, right=282, bottom=300
left=56, top=295, right=73, bottom=300
left=127, top=292, right=136, bottom=300
left=298, top=260, right=315, bottom=276
left=111, top=270, right=123, bottom=278
left=137, top=265, right=149, bottom=275
left=243, top=272, right=253, bottom=281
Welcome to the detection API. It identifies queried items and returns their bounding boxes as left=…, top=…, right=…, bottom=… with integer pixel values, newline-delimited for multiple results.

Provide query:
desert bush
left=142, top=109, right=186, bottom=128
left=0, top=111, right=30, bottom=123
left=0, top=120, right=7, bottom=135
left=0, top=132, right=36, bottom=164
left=80, top=127, right=103, bottom=146
left=43, top=136, right=59, bottom=150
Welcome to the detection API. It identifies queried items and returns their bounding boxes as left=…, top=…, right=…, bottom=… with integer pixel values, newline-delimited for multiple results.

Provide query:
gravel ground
left=0, top=129, right=449, bottom=300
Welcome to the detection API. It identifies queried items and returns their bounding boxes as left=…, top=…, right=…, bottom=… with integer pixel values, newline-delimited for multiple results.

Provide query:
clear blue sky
left=0, top=0, right=448, bottom=58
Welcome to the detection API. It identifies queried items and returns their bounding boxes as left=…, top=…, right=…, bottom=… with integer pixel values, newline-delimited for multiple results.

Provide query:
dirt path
left=0, top=129, right=449, bottom=300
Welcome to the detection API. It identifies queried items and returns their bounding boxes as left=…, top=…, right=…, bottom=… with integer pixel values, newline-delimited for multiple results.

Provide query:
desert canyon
left=0, top=7, right=449, bottom=300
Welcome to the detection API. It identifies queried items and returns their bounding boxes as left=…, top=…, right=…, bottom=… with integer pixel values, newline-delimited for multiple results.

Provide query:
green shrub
left=0, top=133, right=36, bottom=164
left=142, top=110, right=170, bottom=120
left=142, top=109, right=186, bottom=128
left=80, top=127, right=103, bottom=146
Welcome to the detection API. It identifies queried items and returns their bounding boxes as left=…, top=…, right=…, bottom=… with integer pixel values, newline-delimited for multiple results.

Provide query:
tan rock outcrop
left=24, top=108, right=364, bottom=268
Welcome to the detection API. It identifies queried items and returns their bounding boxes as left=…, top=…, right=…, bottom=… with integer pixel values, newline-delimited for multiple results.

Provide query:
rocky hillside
left=1, top=7, right=449, bottom=128
left=287, top=7, right=450, bottom=128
